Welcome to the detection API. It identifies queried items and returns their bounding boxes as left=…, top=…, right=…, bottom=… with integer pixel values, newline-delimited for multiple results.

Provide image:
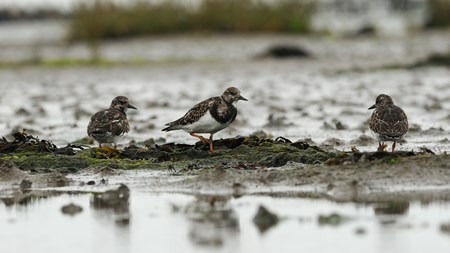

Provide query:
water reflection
left=0, top=189, right=60, bottom=206
left=183, top=195, right=239, bottom=247
left=91, top=184, right=130, bottom=226
left=1, top=192, right=450, bottom=253
left=373, top=201, right=410, bottom=215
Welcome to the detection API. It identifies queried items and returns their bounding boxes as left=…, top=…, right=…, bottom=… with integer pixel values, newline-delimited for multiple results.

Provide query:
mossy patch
left=1, top=134, right=338, bottom=172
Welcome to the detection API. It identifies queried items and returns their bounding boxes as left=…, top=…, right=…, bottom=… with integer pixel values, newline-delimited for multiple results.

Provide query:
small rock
left=250, top=130, right=272, bottom=139
left=16, top=108, right=31, bottom=116
left=61, top=203, right=83, bottom=215
left=253, top=205, right=279, bottom=233
left=264, top=114, right=292, bottom=127
left=440, top=223, right=450, bottom=234
left=355, top=227, right=366, bottom=235
left=259, top=45, right=311, bottom=59
left=323, top=119, right=347, bottom=130
left=87, top=180, right=95, bottom=185
left=19, top=179, right=32, bottom=190
left=407, top=123, right=422, bottom=133
left=47, top=172, right=70, bottom=187
left=350, top=134, right=375, bottom=146
left=322, top=138, right=346, bottom=146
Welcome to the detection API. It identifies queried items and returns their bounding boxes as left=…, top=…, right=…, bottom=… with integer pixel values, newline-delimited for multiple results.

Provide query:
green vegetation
left=0, top=133, right=336, bottom=172
left=66, top=0, right=309, bottom=61
left=67, top=0, right=311, bottom=40
left=427, top=0, right=450, bottom=28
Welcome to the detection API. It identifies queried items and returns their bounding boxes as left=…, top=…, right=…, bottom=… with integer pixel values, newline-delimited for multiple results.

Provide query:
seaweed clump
left=1, top=131, right=336, bottom=171
left=0, top=130, right=84, bottom=155
left=92, top=135, right=335, bottom=168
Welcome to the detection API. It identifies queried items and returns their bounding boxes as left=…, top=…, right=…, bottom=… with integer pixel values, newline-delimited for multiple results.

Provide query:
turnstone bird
left=162, top=87, right=248, bottom=154
left=87, top=96, right=137, bottom=149
left=368, top=94, right=408, bottom=152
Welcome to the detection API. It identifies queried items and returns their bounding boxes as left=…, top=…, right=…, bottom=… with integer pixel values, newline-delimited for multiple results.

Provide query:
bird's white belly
left=181, top=113, right=229, bottom=134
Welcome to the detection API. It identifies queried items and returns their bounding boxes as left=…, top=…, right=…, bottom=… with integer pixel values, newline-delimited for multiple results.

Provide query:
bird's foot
left=93, top=146, right=120, bottom=159
left=391, top=142, right=397, bottom=153
left=136, top=147, right=149, bottom=153
left=377, top=143, right=388, bottom=152
left=209, top=142, right=214, bottom=155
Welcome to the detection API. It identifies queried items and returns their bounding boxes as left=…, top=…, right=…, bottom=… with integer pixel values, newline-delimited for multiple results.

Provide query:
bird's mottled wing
left=370, top=106, right=408, bottom=137
left=87, top=109, right=129, bottom=136
left=165, top=97, right=216, bottom=128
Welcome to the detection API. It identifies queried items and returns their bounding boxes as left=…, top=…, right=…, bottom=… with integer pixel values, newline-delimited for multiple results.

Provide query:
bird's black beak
left=368, top=104, right=376, bottom=110
left=128, top=104, right=137, bottom=110
left=239, top=95, right=248, bottom=101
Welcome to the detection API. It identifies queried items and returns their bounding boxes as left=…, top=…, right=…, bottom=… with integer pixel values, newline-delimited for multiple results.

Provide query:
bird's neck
left=221, top=95, right=236, bottom=106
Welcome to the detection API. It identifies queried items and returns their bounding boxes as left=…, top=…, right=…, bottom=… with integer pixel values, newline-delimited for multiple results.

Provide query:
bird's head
left=368, top=94, right=394, bottom=110
left=222, top=87, right=248, bottom=104
left=110, top=96, right=137, bottom=112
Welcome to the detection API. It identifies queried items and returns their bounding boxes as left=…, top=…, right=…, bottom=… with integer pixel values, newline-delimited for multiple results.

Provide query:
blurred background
left=1, top=2, right=450, bottom=253
left=0, top=0, right=449, bottom=151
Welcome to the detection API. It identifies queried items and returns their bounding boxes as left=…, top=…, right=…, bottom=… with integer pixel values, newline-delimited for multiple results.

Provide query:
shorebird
left=87, top=96, right=137, bottom=149
left=162, top=87, right=248, bottom=154
left=368, top=94, right=408, bottom=152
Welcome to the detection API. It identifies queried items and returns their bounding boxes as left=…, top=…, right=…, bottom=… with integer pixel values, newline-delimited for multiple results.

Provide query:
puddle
left=1, top=192, right=450, bottom=253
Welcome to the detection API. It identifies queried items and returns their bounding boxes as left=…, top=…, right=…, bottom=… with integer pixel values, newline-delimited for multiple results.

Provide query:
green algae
left=0, top=136, right=336, bottom=172
left=3, top=133, right=439, bottom=174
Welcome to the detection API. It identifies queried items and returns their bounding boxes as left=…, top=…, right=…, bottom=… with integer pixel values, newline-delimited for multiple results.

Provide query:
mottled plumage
left=368, top=94, right=408, bottom=152
left=87, top=96, right=137, bottom=148
left=163, top=87, right=247, bottom=153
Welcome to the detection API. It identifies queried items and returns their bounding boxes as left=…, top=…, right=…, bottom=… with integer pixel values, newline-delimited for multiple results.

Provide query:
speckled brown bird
left=368, top=94, right=408, bottom=152
left=87, top=96, right=137, bottom=149
left=162, top=87, right=248, bottom=154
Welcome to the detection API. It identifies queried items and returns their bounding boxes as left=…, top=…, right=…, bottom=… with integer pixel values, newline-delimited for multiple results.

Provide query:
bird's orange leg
left=209, top=134, right=214, bottom=154
left=190, top=133, right=210, bottom=144
left=377, top=141, right=387, bottom=152
left=391, top=141, right=396, bottom=153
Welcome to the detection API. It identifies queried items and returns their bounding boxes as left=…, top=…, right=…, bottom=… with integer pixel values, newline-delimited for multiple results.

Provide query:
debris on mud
left=0, top=130, right=84, bottom=155
left=61, top=203, right=83, bottom=215
left=253, top=205, right=279, bottom=233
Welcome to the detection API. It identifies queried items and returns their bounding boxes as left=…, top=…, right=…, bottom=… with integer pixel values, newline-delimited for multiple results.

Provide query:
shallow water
left=2, top=191, right=450, bottom=253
